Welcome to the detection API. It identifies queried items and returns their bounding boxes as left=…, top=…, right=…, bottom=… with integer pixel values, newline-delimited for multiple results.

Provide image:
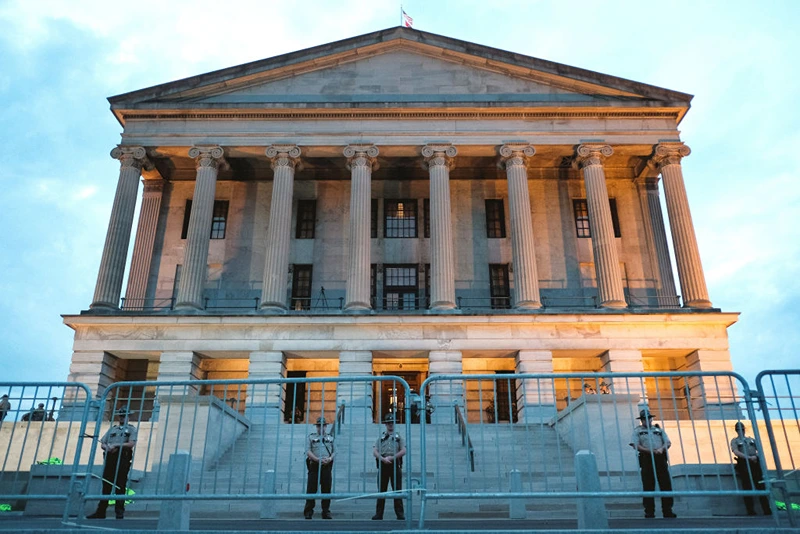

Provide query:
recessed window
left=371, top=199, right=379, bottom=239
left=572, top=198, right=621, bottom=238
left=181, top=199, right=229, bottom=240
left=384, top=200, right=418, bottom=238
left=291, top=265, right=313, bottom=310
left=423, top=198, right=430, bottom=238
left=485, top=199, right=506, bottom=238
left=489, top=264, right=511, bottom=309
left=296, top=200, right=316, bottom=239
left=370, top=264, right=377, bottom=308
left=383, top=264, right=419, bottom=310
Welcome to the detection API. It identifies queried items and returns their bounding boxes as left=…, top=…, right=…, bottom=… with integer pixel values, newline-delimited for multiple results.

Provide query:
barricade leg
left=157, top=452, right=191, bottom=531
left=509, top=469, right=525, bottom=519
left=575, top=450, right=608, bottom=530
left=260, top=470, right=277, bottom=519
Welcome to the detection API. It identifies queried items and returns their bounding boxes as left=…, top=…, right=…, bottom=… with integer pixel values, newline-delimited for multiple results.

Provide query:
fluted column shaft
left=260, top=145, right=302, bottom=311
left=653, top=143, right=711, bottom=308
left=423, top=145, right=458, bottom=311
left=344, top=145, right=378, bottom=312
left=576, top=145, right=626, bottom=308
left=175, top=146, right=227, bottom=310
left=124, top=180, right=164, bottom=309
left=642, top=177, right=678, bottom=306
left=91, top=146, right=149, bottom=310
left=500, top=144, right=541, bottom=309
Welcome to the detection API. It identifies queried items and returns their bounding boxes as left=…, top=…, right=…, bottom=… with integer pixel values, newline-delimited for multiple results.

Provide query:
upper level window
left=572, top=198, right=621, bottom=238
left=485, top=199, right=506, bottom=238
left=181, top=199, right=229, bottom=240
left=383, top=264, right=419, bottom=310
left=489, top=264, right=511, bottom=309
left=291, top=265, right=313, bottom=310
left=384, top=200, right=417, bottom=238
left=296, top=200, right=316, bottom=239
left=371, top=199, right=378, bottom=239
left=423, top=198, right=430, bottom=238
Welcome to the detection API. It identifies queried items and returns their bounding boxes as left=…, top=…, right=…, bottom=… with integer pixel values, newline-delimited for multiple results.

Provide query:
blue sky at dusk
left=0, top=1, right=798, bottom=387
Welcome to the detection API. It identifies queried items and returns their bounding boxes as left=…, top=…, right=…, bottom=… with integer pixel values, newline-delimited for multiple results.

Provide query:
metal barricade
left=418, top=371, right=776, bottom=528
left=0, top=382, right=92, bottom=516
left=756, top=370, right=800, bottom=526
left=69, top=376, right=412, bottom=527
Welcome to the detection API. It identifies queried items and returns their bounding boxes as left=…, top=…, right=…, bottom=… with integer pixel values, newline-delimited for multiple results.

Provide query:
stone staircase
left=128, top=420, right=645, bottom=519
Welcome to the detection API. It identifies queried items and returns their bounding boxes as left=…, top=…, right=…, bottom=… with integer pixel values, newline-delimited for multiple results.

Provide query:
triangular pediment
left=109, top=27, right=691, bottom=119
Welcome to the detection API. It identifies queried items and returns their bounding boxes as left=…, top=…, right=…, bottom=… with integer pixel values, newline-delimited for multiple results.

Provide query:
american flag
left=402, top=10, right=413, bottom=28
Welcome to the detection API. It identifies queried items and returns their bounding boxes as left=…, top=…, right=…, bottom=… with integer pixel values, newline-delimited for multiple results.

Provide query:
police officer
left=372, top=413, right=406, bottom=520
left=304, top=416, right=335, bottom=520
left=87, top=408, right=137, bottom=520
left=629, top=408, right=676, bottom=519
left=731, top=422, right=771, bottom=515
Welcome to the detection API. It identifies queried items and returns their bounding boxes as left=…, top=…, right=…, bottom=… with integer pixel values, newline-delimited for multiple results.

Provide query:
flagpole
left=400, top=4, right=403, bottom=26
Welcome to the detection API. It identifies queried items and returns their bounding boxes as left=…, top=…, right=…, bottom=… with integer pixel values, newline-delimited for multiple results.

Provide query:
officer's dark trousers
left=96, top=449, right=132, bottom=515
left=735, top=458, right=771, bottom=514
left=375, top=461, right=404, bottom=518
left=304, top=460, right=332, bottom=515
left=638, top=452, right=673, bottom=515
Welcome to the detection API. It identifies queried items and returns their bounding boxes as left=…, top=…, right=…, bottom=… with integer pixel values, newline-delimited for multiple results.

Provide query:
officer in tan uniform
left=372, top=413, right=406, bottom=520
left=304, top=416, right=335, bottom=519
left=629, top=408, right=676, bottom=519
left=731, top=422, right=771, bottom=515
left=87, top=408, right=137, bottom=520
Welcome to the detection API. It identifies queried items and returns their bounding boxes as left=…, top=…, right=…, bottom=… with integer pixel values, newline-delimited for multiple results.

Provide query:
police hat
left=315, top=416, right=328, bottom=425
left=115, top=408, right=130, bottom=417
left=638, top=409, right=654, bottom=420
left=382, top=414, right=398, bottom=424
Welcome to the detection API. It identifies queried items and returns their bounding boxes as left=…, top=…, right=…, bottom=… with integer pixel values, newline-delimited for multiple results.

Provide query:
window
left=384, top=200, right=417, bottom=238
left=485, top=199, right=506, bottom=238
left=489, top=264, right=511, bottom=309
left=181, top=199, right=229, bottom=240
left=296, top=200, right=316, bottom=239
left=424, top=263, right=431, bottom=308
left=423, top=198, right=430, bottom=238
left=572, top=198, right=621, bottom=238
left=383, top=264, right=419, bottom=310
left=370, top=264, right=377, bottom=308
left=371, top=199, right=378, bottom=239
left=210, top=201, right=229, bottom=239
left=291, top=265, right=313, bottom=310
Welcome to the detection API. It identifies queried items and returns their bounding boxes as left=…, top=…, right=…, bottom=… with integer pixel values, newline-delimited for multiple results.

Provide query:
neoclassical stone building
left=64, top=27, right=737, bottom=423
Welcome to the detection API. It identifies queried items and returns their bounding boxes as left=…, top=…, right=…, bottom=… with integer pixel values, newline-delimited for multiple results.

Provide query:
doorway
left=284, top=371, right=307, bottom=423
left=377, top=372, right=420, bottom=423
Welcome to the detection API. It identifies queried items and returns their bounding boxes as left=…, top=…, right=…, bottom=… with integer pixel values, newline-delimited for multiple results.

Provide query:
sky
left=0, top=0, right=798, bottom=389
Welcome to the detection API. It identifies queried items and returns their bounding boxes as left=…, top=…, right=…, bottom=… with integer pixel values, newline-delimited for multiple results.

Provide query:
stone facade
left=65, top=27, right=735, bottom=422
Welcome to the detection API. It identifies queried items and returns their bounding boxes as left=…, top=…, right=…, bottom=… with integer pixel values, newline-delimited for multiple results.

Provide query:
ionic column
left=428, top=350, right=463, bottom=423
left=124, top=180, right=164, bottom=310
left=515, top=350, right=555, bottom=423
left=337, top=351, right=373, bottom=424
left=499, top=144, right=542, bottom=309
left=575, top=144, right=626, bottom=308
left=174, top=146, right=228, bottom=311
left=422, top=144, right=458, bottom=311
left=260, top=145, right=302, bottom=312
left=638, top=176, right=678, bottom=306
left=90, top=146, right=150, bottom=310
left=246, top=351, right=287, bottom=424
left=651, top=143, right=712, bottom=308
left=343, top=145, right=379, bottom=312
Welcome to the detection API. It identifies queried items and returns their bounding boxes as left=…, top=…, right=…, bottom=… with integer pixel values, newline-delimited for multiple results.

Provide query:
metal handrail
left=204, top=297, right=260, bottom=311
left=453, top=403, right=475, bottom=472
left=332, top=403, right=346, bottom=436
left=119, top=297, right=175, bottom=311
left=289, top=297, right=344, bottom=311
left=456, top=296, right=511, bottom=310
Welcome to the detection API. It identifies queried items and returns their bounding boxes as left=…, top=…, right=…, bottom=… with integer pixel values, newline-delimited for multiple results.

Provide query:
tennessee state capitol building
left=63, top=27, right=737, bottom=423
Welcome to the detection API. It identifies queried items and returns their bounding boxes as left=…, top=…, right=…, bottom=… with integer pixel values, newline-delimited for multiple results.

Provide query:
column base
left=173, top=301, right=204, bottom=312
left=684, top=299, right=713, bottom=309
left=88, top=302, right=119, bottom=313
left=429, top=302, right=460, bottom=313
left=259, top=303, right=287, bottom=314
left=514, top=300, right=542, bottom=311
left=343, top=302, right=372, bottom=313
left=598, top=299, right=627, bottom=309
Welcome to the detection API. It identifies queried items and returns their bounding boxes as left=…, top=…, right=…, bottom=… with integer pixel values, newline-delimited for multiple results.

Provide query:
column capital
left=343, top=144, right=380, bottom=171
left=421, top=144, right=457, bottom=170
left=266, top=144, right=303, bottom=171
left=189, top=146, right=229, bottom=171
left=651, top=142, right=691, bottom=169
left=574, top=144, right=613, bottom=169
left=110, top=145, right=151, bottom=171
left=142, top=179, right=164, bottom=194
left=498, top=144, right=535, bottom=170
